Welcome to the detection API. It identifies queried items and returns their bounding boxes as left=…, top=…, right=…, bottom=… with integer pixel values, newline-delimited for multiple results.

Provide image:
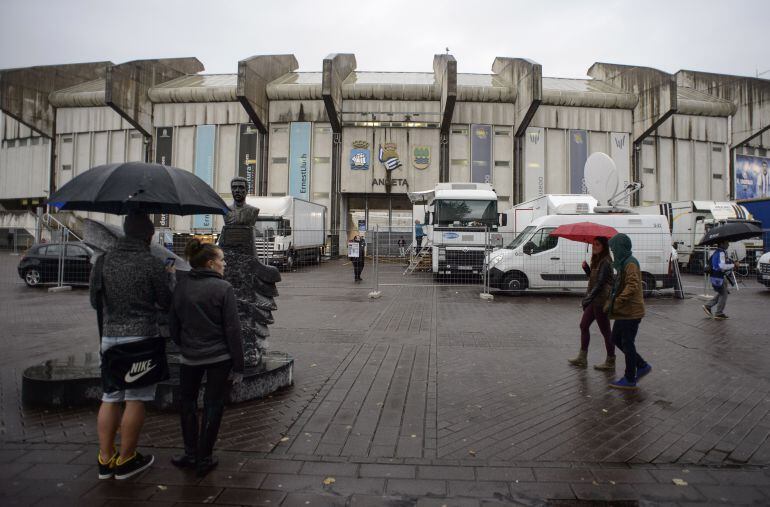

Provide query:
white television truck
left=245, top=196, right=326, bottom=270
left=487, top=212, right=676, bottom=297
left=408, top=182, right=503, bottom=278
left=634, top=200, right=759, bottom=272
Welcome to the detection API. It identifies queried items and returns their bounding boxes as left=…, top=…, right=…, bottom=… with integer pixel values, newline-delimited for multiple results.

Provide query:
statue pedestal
left=21, top=343, right=294, bottom=410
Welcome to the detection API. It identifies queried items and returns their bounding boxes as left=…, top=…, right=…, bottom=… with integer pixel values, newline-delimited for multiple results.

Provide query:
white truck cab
left=487, top=213, right=675, bottom=296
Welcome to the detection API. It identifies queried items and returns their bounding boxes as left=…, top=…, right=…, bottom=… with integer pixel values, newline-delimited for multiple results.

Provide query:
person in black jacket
left=169, top=239, right=244, bottom=477
left=350, top=235, right=366, bottom=281
left=568, top=236, right=615, bottom=370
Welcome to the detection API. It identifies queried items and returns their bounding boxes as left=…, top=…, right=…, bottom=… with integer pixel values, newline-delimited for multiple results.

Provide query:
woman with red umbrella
left=567, top=236, right=615, bottom=370
left=550, top=222, right=618, bottom=370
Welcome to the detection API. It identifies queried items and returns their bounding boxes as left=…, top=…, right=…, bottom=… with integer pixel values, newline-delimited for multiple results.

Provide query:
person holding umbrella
left=702, top=240, right=734, bottom=320
left=568, top=236, right=615, bottom=370
left=606, top=233, right=651, bottom=390
left=548, top=222, right=618, bottom=371
left=91, top=213, right=175, bottom=479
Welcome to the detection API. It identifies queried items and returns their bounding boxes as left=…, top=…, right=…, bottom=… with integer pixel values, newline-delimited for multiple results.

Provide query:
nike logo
left=124, top=359, right=156, bottom=383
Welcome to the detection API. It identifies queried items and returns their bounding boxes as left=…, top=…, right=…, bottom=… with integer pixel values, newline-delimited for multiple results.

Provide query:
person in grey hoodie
left=169, top=239, right=244, bottom=477
left=90, top=212, right=174, bottom=480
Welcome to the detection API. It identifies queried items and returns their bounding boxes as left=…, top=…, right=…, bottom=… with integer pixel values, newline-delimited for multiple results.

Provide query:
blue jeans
left=611, top=319, right=647, bottom=382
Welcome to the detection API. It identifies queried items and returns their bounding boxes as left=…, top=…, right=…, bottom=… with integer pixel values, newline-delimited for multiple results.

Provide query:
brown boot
left=593, top=355, right=616, bottom=371
left=568, top=350, right=588, bottom=368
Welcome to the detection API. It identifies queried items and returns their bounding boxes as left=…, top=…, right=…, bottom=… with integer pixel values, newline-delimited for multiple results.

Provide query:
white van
left=487, top=213, right=676, bottom=296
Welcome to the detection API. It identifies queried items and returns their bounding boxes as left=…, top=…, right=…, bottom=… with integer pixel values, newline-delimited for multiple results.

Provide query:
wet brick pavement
left=1, top=253, right=769, bottom=505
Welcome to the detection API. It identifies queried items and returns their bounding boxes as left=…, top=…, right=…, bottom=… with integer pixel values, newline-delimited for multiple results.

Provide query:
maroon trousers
left=580, top=304, right=614, bottom=355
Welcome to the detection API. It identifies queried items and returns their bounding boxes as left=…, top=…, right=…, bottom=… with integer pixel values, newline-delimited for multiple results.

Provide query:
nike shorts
left=100, top=336, right=158, bottom=403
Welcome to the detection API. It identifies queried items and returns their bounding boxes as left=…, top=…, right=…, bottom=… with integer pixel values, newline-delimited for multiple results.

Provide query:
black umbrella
left=698, top=220, right=763, bottom=246
left=49, top=162, right=229, bottom=215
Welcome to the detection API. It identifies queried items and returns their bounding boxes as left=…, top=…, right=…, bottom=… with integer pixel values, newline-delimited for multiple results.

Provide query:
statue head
left=231, top=177, right=248, bottom=206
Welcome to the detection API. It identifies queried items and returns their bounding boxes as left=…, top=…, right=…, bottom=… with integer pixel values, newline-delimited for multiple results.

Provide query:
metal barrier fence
left=1, top=222, right=769, bottom=296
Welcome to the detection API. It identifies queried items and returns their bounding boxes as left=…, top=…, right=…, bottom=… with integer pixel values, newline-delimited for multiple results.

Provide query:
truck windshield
left=506, top=226, right=535, bottom=249
left=435, top=199, right=497, bottom=227
left=254, top=220, right=281, bottom=238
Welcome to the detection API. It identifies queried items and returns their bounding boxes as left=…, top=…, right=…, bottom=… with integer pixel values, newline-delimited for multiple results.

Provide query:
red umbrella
left=549, top=222, right=618, bottom=244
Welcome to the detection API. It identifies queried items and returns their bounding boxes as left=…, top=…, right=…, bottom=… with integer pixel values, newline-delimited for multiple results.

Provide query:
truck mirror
left=499, top=213, right=507, bottom=227
left=523, top=241, right=535, bottom=255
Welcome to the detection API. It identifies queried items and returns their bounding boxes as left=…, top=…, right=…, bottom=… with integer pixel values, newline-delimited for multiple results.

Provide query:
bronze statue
left=225, top=177, right=260, bottom=227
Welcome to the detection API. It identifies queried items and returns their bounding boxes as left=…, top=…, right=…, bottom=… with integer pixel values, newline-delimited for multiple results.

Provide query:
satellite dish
left=584, top=152, right=619, bottom=206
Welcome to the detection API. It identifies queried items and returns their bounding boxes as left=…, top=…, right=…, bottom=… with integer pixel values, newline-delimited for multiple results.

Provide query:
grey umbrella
left=82, top=218, right=190, bottom=271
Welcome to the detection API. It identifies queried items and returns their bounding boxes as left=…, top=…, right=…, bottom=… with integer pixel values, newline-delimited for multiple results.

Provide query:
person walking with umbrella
left=702, top=240, right=734, bottom=320
left=568, top=236, right=615, bottom=370
left=606, top=233, right=652, bottom=390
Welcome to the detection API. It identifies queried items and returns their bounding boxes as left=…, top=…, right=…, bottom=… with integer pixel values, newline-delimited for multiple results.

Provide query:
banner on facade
left=288, top=122, right=312, bottom=200
left=569, top=130, right=588, bottom=194
left=153, top=127, right=173, bottom=228
left=609, top=132, right=631, bottom=204
left=523, top=127, right=545, bottom=200
left=735, top=154, right=770, bottom=200
left=238, top=123, right=259, bottom=195
left=470, top=124, right=492, bottom=184
left=193, top=125, right=216, bottom=230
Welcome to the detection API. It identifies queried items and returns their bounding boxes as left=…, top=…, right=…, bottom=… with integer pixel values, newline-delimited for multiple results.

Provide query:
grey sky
left=1, top=0, right=768, bottom=79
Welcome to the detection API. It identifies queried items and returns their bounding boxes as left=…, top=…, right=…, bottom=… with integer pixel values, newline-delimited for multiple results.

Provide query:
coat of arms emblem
left=378, top=143, right=402, bottom=171
left=350, top=140, right=370, bottom=170
left=413, top=146, right=430, bottom=170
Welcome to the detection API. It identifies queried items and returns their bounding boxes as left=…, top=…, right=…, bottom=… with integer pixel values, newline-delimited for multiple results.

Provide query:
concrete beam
left=676, top=70, right=770, bottom=147
left=492, top=58, right=542, bottom=137
left=322, top=53, right=356, bottom=133
left=588, top=62, right=677, bottom=142
left=0, top=62, right=109, bottom=137
left=105, top=57, right=203, bottom=137
left=237, top=54, right=298, bottom=134
left=433, top=54, right=457, bottom=134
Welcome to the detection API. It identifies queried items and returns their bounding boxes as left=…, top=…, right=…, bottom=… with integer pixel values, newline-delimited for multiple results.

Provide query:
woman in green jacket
left=606, top=234, right=652, bottom=390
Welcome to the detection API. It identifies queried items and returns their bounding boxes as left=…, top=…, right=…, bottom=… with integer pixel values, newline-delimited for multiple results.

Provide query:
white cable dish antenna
left=584, top=152, right=619, bottom=206
left=584, top=152, right=638, bottom=213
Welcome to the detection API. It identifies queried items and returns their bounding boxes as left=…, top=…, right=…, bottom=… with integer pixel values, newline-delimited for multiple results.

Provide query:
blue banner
left=735, top=154, right=770, bottom=200
left=569, top=130, right=588, bottom=194
left=470, top=124, right=492, bottom=184
left=193, top=125, right=216, bottom=229
left=288, top=122, right=312, bottom=200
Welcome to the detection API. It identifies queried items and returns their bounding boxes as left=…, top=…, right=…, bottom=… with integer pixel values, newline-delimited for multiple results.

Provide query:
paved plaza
left=1, top=253, right=769, bottom=505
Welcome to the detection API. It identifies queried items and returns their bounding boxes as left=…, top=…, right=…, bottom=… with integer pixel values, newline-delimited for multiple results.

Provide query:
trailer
left=634, top=200, right=761, bottom=272
left=245, top=196, right=326, bottom=270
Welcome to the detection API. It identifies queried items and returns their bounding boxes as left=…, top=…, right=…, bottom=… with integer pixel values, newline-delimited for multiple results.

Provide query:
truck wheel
left=688, top=258, right=704, bottom=275
left=642, top=273, right=656, bottom=298
left=502, top=272, right=528, bottom=294
left=314, top=249, right=321, bottom=265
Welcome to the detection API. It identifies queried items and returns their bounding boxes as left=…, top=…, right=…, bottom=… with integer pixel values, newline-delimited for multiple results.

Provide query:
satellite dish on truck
left=584, top=152, right=640, bottom=213
left=584, top=152, right=619, bottom=206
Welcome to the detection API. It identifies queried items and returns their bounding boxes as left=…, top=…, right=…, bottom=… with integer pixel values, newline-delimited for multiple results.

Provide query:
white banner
left=610, top=132, right=631, bottom=205
left=523, top=127, right=545, bottom=201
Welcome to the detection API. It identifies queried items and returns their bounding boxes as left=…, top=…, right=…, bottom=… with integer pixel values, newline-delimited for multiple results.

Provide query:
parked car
left=17, top=242, right=94, bottom=287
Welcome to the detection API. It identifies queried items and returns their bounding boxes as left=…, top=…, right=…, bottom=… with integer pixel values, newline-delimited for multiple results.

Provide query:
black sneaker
left=97, top=449, right=117, bottom=480
left=713, top=313, right=729, bottom=320
left=114, top=452, right=155, bottom=480
left=702, top=305, right=712, bottom=318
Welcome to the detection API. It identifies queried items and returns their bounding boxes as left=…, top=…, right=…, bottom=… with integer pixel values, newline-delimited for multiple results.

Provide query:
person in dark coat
left=169, top=240, right=244, bottom=477
left=568, top=236, right=615, bottom=370
left=350, top=235, right=366, bottom=281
